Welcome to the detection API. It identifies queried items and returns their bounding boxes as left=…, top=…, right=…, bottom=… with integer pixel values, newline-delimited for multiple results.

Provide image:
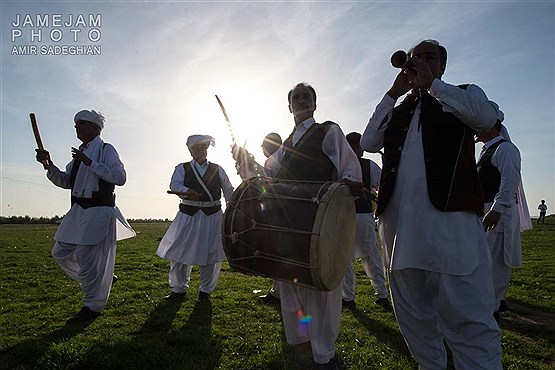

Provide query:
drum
left=222, top=178, right=356, bottom=291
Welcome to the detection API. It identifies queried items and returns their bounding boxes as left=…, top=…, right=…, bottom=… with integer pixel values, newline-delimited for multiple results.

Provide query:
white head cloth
left=74, top=109, right=105, bottom=130
left=186, top=135, right=215, bottom=148
left=499, top=124, right=533, bottom=231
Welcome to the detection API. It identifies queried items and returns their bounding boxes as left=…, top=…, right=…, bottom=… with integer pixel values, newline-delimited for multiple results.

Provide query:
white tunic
left=360, top=79, right=502, bottom=274
left=47, top=137, right=135, bottom=244
left=481, top=136, right=522, bottom=267
left=156, top=161, right=234, bottom=265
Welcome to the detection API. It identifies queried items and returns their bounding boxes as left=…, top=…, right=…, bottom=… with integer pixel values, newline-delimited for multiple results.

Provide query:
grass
left=1, top=217, right=554, bottom=369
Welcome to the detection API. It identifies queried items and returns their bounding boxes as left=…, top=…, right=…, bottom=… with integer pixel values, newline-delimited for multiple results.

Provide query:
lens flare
left=297, top=309, right=313, bottom=326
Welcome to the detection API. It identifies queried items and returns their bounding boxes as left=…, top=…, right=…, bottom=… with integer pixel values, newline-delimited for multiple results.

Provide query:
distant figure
left=538, top=200, right=547, bottom=224
left=341, top=132, right=390, bottom=310
left=157, top=135, right=234, bottom=303
left=360, top=39, right=504, bottom=369
left=35, top=109, right=136, bottom=322
left=476, top=121, right=529, bottom=321
left=233, top=132, right=283, bottom=305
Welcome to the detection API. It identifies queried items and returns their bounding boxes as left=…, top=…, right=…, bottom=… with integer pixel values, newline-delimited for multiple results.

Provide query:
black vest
left=70, top=144, right=116, bottom=209
left=378, top=90, right=484, bottom=216
left=477, top=139, right=507, bottom=203
left=276, top=122, right=335, bottom=181
left=179, top=162, right=222, bottom=216
left=355, top=157, right=373, bottom=214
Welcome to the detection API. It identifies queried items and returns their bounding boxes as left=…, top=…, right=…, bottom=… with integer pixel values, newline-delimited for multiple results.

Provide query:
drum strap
left=190, top=162, right=214, bottom=201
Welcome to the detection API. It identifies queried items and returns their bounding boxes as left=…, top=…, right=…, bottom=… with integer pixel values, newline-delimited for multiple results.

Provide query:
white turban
left=186, top=135, right=215, bottom=148
left=74, top=109, right=105, bottom=130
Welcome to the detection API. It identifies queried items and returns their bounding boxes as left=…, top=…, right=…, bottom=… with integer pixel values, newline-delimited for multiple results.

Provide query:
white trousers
left=390, top=263, right=502, bottom=370
left=169, top=261, right=221, bottom=294
left=51, top=230, right=116, bottom=312
left=342, top=253, right=389, bottom=301
left=278, top=281, right=342, bottom=364
left=489, top=232, right=511, bottom=311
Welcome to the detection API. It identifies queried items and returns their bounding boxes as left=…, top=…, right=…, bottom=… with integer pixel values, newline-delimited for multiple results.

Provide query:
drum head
left=310, top=183, right=356, bottom=291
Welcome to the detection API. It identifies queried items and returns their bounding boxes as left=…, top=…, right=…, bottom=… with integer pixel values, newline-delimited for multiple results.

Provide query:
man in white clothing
left=157, top=135, right=234, bottom=303
left=476, top=122, right=527, bottom=321
left=341, top=132, right=390, bottom=310
left=263, top=82, right=361, bottom=368
left=36, top=109, right=135, bottom=322
left=360, top=40, right=504, bottom=369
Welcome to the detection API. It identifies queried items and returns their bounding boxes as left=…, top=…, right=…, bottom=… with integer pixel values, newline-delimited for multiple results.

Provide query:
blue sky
left=1, top=1, right=553, bottom=219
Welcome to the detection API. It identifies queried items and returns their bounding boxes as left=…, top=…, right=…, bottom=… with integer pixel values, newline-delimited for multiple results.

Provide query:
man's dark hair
left=345, top=132, right=361, bottom=149
left=494, top=120, right=503, bottom=132
left=410, top=39, right=447, bottom=68
left=288, top=82, right=317, bottom=105
left=262, top=132, right=282, bottom=156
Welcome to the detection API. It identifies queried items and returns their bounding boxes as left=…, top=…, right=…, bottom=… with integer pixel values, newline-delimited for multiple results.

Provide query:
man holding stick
left=156, top=135, right=234, bottom=303
left=35, top=109, right=135, bottom=322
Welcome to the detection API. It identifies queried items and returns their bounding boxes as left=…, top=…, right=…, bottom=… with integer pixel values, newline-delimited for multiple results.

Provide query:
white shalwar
left=266, top=117, right=362, bottom=365
left=361, top=80, right=503, bottom=370
left=342, top=160, right=388, bottom=301
left=156, top=161, right=234, bottom=294
left=47, top=137, right=135, bottom=312
left=480, top=136, right=523, bottom=310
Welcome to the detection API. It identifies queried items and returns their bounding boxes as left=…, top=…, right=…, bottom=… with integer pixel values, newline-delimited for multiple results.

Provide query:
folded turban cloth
left=187, top=135, right=215, bottom=148
left=74, top=109, right=105, bottom=130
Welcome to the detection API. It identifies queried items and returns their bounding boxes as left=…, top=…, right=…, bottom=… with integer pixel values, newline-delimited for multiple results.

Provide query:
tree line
left=0, top=215, right=171, bottom=224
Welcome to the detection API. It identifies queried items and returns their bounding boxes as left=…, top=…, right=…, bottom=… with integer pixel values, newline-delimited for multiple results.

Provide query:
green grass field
left=1, top=218, right=554, bottom=369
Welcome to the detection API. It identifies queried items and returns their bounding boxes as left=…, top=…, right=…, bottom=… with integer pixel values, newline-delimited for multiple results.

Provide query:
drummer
left=156, top=135, right=234, bottom=303
left=262, top=83, right=361, bottom=367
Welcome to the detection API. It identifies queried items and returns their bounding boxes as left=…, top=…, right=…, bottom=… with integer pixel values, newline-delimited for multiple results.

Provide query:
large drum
left=222, top=178, right=356, bottom=291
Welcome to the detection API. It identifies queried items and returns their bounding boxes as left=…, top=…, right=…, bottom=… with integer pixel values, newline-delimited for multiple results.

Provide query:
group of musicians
left=37, top=39, right=523, bottom=369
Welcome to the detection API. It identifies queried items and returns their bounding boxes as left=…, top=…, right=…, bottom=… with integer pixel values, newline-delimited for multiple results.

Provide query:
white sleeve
left=490, top=142, right=521, bottom=214
left=89, top=144, right=126, bottom=186
left=322, top=124, right=362, bottom=182
left=360, top=94, right=397, bottom=153
left=169, top=163, right=189, bottom=198
left=429, top=79, right=503, bottom=132
left=219, top=167, right=235, bottom=203
left=264, top=149, right=283, bottom=178
left=46, top=161, right=73, bottom=189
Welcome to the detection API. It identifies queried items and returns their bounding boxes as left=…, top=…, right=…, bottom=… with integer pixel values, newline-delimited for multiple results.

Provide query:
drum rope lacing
left=223, top=181, right=334, bottom=267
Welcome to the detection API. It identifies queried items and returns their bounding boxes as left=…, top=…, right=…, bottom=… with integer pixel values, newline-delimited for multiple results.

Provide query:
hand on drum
left=340, top=178, right=365, bottom=197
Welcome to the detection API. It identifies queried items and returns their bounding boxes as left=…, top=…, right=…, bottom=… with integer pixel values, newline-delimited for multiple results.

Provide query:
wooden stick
left=215, top=95, right=236, bottom=146
left=30, top=113, right=50, bottom=169
left=167, top=190, right=189, bottom=198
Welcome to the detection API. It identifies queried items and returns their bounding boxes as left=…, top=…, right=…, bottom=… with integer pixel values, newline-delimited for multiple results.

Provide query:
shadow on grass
left=348, top=306, right=412, bottom=359
left=0, top=317, right=95, bottom=369
left=81, top=298, right=223, bottom=369
left=498, top=299, right=555, bottom=343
